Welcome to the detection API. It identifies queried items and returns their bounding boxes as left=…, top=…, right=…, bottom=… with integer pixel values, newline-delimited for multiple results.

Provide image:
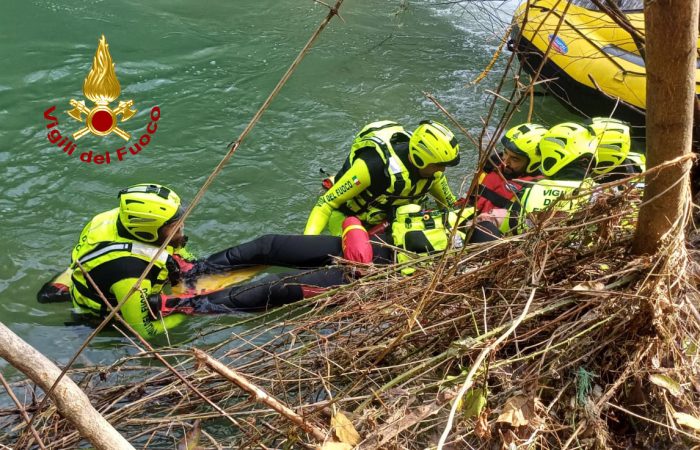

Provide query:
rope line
left=468, top=26, right=511, bottom=86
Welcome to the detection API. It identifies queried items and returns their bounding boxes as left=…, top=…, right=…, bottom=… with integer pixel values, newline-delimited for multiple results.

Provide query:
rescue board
left=172, top=266, right=265, bottom=295
left=37, top=266, right=265, bottom=303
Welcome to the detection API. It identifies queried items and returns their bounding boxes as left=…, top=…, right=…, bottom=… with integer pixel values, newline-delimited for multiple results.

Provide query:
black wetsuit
left=168, top=234, right=394, bottom=313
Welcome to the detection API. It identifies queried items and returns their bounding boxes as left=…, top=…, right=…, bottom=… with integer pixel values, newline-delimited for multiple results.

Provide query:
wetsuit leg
left=205, top=234, right=344, bottom=269
left=468, top=221, right=502, bottom=243
left=167, top=267, right=349, bottom=313
left=368, top=233, right=395, bottom=264
left=204, top=233, right=394, bottom=270
left=37, top=270, right=73, bottom=303
left=37, top=280, right=72, bottom=303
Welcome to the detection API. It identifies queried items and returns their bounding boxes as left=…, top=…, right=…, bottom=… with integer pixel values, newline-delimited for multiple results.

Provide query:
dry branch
left=437, top=288, right=536, bottom=448
left=0, top=373, right=46, bottom=449
left=193, top=348, right=330, bottom=444
left=0, top=322, right=134, bottom=450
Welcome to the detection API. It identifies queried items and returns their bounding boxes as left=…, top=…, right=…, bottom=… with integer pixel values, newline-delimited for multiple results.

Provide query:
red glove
left=341, top=216, right=373, bottom=264
left=155, top=292, right=196, bottom=316
left=172, top=254, right=195, bottom=274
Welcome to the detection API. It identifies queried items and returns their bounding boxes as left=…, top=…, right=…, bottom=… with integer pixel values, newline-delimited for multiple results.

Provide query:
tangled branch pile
left=2, top=188, right=699, bottom=449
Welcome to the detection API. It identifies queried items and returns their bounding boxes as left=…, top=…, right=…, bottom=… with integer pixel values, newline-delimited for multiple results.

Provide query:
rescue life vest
left=335, top=121, right=435, bottom=225
left=475, top=169, right=541, bottom=213
left=70, top=208, right=172, bottom=316
left=500, top=178, right=596, bottom=234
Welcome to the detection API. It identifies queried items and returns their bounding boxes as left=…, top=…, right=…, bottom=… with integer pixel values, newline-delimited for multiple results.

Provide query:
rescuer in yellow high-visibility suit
left=304, top=120, right=460, bottom=236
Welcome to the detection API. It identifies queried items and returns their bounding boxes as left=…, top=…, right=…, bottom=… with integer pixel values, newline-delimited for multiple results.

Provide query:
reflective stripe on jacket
left=70, top=208, right=171, bottom=315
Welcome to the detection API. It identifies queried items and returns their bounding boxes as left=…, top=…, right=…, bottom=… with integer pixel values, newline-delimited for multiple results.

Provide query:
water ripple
left=123, top=78, right=176, bottom=93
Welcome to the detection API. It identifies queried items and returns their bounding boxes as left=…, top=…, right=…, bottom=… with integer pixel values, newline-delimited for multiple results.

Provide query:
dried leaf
left=458, top=388, right=487, bottom=419
left=674, top=412, right=700, bottom=431
left=319, top=443, right=353, bottom=450
left=572, top=281, right=605, bottom=291
left=176, top=419, right=201, bottom=450
left=474, top=408, right=491, bottom=439
left=500, top=428, right=519, bottom=449
left=496, top=395, right=534, bottom=428
left=649, top=374, right=682, bottom=397
left=331, top=411, right=360, bottom=445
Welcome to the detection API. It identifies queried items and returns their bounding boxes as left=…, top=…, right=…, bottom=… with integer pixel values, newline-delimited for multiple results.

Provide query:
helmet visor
left=501, top=138, right=529, bottom=158
left=444, top=153, right=460, bottom=167
left=118, top=184, right=173, bottom=200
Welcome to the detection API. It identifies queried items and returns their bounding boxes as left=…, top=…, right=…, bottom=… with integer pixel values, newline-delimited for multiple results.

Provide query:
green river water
left=0, top=0, right=578, bottom=377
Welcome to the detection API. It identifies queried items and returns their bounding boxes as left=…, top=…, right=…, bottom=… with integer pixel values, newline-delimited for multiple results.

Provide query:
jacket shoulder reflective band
left=76, top=241, right=169, bottom=267
left=500, top=178, right=597, bottom=234
left=69, top=208, right=171, bottom=315
left=338, top=121, right=434, bottom=223
left=391, top=204, right=468, bottom=275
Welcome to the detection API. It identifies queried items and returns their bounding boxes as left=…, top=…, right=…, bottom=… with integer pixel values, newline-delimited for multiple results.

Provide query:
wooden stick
left=193, top=348, right=329, bottom=443
left=0, top=322, right=134, bottom=450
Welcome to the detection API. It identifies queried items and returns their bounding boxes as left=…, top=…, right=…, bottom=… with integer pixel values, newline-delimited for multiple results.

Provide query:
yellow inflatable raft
left=511, top=0, right=700, bottom=122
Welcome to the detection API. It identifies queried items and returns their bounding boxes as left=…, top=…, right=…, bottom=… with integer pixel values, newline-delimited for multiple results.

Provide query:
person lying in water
left=156, top=208, right=494, bottom=317
left=39, top=183, right=491, bottom=338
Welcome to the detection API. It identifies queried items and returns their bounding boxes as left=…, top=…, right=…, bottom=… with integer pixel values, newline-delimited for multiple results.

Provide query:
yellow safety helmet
left=409, top=120, right=460, bottom=169
left=118, top=184, right=182, bottom=243
left=626, top=151, right=646, bottom=172
left=589, top=117, right=631, bottom=174
left=539, top=122, right=598, bottom=177
left=501, top=123, right=548, bottom=174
